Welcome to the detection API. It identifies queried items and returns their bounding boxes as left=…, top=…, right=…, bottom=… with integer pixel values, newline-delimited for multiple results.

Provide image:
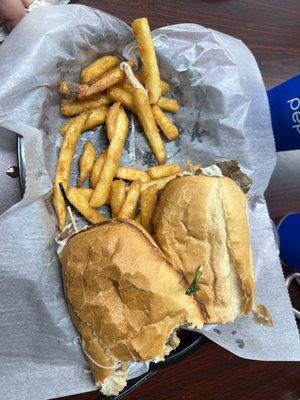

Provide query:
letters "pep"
left=287, top=97, right=300, bottom=134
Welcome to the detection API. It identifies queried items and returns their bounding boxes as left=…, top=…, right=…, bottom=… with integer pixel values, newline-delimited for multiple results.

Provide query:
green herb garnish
left=185, top=265, right=203, bottom=296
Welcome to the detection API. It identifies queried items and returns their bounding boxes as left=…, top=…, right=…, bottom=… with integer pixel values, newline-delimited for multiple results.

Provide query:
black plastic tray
left=0, top=129, right=23, bottom=214
left=17, top=134, right=26, bottom=196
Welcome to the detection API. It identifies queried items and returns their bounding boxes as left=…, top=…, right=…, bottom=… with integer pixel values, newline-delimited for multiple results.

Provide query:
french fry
left=147, top=163, right=181, bottom=179
left=122, top=83, right=137, bottom=96
left=135, top=71, right=170, bottom=95
left=60, top=59, right=135, bottom=99
left=77, top=187, right=94, bottom=201
left=90, top=149, right=108, bottom=189
left=115, top=166, right=151, bottom=183
left=110, top=180, right=126, bottom=218
left=60, top=95, right=110, bottom=116
left=156, top=97, right=179, bottom=113
left=53, top=113, right=88, bottom=230
left=160, top=80, right=170, bottom=95
left=83, top=106, right=108, bottom=131
left=133, top=88, right=166, bottom=165
left=77, top=141, right=96, bottom=187
left=60, top=106, right=108, bottom=135
left=79, top=60, right=134, bottom=98
left=151, top=105, right=179, bottom=140
left=141, top=174, right=178, bottom=192
left=107, top=87, right=136, bottom=113
left=77, top=187, right=111, bottom=204
left=118, top=180, right=141, bottom=219
left=67, top=188, right=106, bottom=224
left=81, top=55, right=120, bottom=84
left=140, top=185, right=157, bottom=233
left=91, top=155, right=150, bottom=193
left=59, top=81, right=85, bottom=97
left=91, top=151, right=150, bottom=185
left=132, top=18, right=161, bottom=104
left=90, top=107, right=128, bottom=207
left=106, top=102, right=121, bottom=141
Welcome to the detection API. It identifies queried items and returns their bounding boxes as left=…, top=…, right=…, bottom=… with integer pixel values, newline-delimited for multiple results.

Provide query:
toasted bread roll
left=60, top=220, right=204, bottom=395
left=153, top=175, right=255, bottom=324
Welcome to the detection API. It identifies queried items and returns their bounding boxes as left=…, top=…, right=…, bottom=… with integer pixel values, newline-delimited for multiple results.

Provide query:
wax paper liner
left=0, top=5, right=299, bottom=400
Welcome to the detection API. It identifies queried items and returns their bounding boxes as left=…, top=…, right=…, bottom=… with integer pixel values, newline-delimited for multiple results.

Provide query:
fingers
left=0, top=0, right=28, bottom=31
left=21, top=0, right=33, bottom=7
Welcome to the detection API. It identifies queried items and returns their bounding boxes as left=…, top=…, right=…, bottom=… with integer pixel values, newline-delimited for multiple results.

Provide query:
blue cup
left=267, top=76, right=300, bottom=272
left=267, top=77, right=300, bottom=320
left=277, top=214, right=300, bottom=272
left=268, top=74, right=300, bottom=152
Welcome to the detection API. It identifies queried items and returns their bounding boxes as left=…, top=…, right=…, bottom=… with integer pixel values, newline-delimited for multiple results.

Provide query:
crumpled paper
left=0, top=5, right=299, bottom=400
left=0, top=0, right=70, bottom=42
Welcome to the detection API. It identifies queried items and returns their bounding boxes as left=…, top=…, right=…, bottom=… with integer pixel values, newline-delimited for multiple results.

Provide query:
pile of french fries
left=53, top=17, right=184, bottom=233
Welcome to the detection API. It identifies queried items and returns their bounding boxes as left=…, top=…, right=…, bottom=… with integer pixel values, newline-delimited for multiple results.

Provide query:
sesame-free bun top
left=153, top=175, right=255, bottom=324
left=60, top=219, right=203, bottom=395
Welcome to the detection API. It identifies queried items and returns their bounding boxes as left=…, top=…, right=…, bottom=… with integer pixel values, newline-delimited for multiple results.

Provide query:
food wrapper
left=0, top=5, right=299, bottom=400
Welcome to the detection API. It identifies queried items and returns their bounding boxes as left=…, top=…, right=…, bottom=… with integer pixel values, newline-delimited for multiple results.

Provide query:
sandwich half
left=60, top=219, right=204, bottom=395
left=153, top=174, right=255, bottom=324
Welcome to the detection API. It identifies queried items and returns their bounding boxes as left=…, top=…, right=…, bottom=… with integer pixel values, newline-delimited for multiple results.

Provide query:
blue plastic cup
left=277, top=214, right=300, bottom=320
left=277, top=213, right=300, bottom=272
left=268, top=74, right=300, bottom=152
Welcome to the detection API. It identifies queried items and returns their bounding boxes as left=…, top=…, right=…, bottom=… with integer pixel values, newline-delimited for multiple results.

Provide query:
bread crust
left=60, top=219, right=204, bottom=392
left=153, top=175, right=255, bottom=324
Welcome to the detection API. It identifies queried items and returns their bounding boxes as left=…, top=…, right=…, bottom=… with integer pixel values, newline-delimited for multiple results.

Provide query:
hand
left=0, top=0, right=33, bottom=31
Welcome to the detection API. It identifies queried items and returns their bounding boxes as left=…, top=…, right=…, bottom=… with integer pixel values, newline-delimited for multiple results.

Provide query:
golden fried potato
left=116, top=166, right=150, bottom=183
left=132, top=18, right=161, bottom=104
left=81, top=55, right=120, bottom=84
left=110, top=180, right=126, bottom=218
left=77, top=187, right=111, bottom=204
left=106, top=102, right=121, bottom=141
left=67, top=188, right=106, bottom=224
left=118, top=180, right=141, bottom=219
left=53, top=113, right=88, bottom=230
left=90, top=107, right=128, bottom=207
left=147, top=163, right=181, bottom=179
left=76, top=187, right=93, bottom=201
left=156, top=97, right=179, bottom=113
left=60, top=106, right=108, bottom=135
left=90, top=149, right=108, bottom=189
left=77, top=141, right=96, bottom=187
left=140, top=185, right=157, bottom=233
left=151, top=105, right=179, bottom=140
left=133, top=88, right=166, bottom=165
left=60, top=95, right=110, bottom=116
left=60, top=60, right=135, bottom=99
left=141, top=174, right=178, bottom=192
left=135, top=71, right=170, bottom=94
left=107, top=87, right=136, bottom=113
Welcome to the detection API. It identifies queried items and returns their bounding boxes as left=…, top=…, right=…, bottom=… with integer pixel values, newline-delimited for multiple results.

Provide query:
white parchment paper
left=0, top=5, right=299, bottom=400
